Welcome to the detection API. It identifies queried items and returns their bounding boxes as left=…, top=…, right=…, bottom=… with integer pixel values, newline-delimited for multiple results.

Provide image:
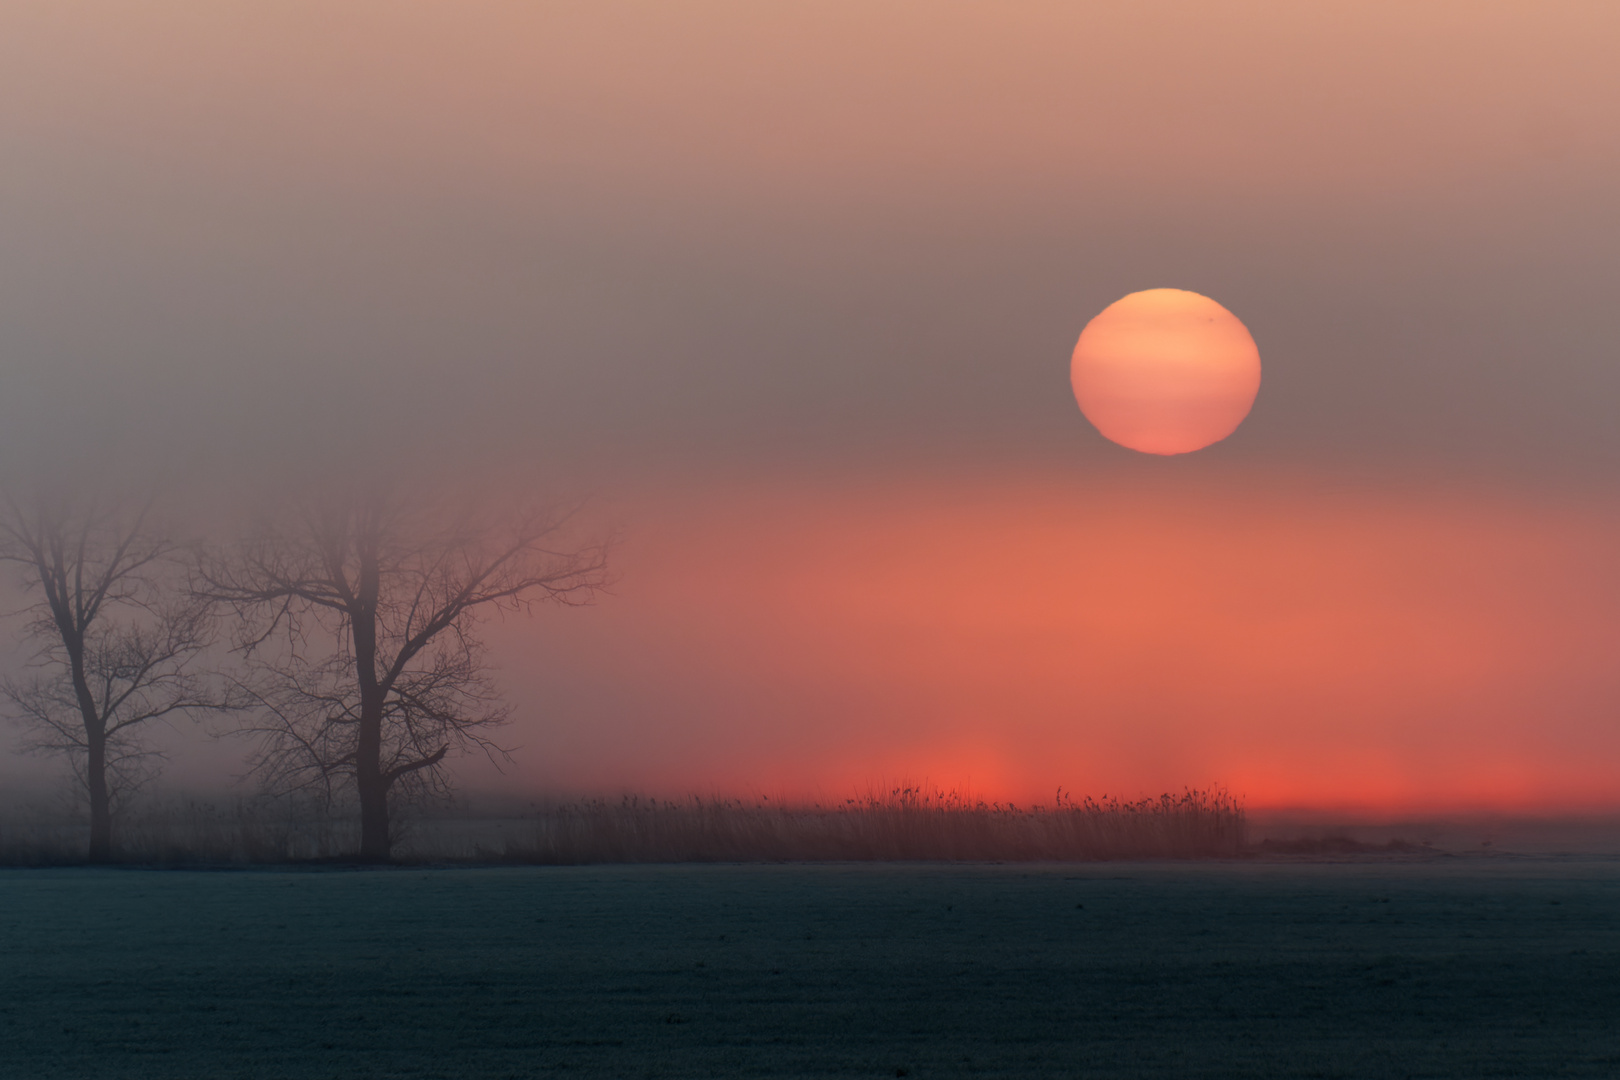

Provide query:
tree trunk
left=70, top=645, right=113, bottom=865
left=355, top=697, right=390, bottom=861
left=354, top=679, right=390, bottom=861
left=86, top=730, right=112, bottom=863
left=352, top=535, right=390, bottom=862
left=356, top=764, right=390, bottom=862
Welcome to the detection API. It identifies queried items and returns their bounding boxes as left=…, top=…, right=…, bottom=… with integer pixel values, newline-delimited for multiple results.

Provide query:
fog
left=2, top=2, right=1617, bottom=477
left=2, top=2, right=1619, bottom=812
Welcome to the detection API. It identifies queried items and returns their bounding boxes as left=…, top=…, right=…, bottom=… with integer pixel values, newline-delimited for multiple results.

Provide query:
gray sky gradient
left=0, top=1, right=1616, bottom=485
left=4, top=3, right=1620, bottom=807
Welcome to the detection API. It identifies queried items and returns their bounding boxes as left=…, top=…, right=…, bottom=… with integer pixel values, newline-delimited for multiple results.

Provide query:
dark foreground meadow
left=2, top=860, right=1618, bottom=1079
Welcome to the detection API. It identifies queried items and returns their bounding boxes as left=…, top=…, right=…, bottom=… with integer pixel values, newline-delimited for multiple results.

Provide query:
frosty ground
left=2, top=859, right=1617, bottom=1079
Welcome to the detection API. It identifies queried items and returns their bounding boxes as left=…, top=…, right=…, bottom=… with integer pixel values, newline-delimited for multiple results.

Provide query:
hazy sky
left=2, top=2, right=1619, bottom=808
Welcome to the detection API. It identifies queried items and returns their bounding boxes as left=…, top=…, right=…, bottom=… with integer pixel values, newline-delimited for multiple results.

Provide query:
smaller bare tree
left=0, top=494, right=226, bottom=862
left=200, top=491, right=611, bottom=862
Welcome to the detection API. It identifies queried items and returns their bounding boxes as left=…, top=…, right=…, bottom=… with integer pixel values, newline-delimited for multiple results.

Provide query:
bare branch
left=0, top=491, right=234, bottom=860
left=208, top=489, right=611, bottom=859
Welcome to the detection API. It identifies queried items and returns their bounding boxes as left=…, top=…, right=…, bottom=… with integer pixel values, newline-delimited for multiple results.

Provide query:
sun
left=1070, top=289, right=1261, bottom=455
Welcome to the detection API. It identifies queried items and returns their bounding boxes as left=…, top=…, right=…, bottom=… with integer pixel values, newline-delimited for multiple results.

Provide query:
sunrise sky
left=2, top=2, right=1619, bottom=811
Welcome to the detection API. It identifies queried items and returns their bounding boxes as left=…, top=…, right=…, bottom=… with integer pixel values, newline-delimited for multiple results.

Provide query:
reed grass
left=488, top=787, right=1246, bottom=864
left=0, top=786, right=1246, bottom=864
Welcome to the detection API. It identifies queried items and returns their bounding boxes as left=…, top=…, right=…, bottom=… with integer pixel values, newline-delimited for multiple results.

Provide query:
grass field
left=3, top=858, right=1618, bottom=1078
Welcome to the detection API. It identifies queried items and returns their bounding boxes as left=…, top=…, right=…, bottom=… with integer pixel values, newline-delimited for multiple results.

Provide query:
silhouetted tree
left=0, top=495, right=223, bottom=862
left=200, top=492, right=610, bottom=861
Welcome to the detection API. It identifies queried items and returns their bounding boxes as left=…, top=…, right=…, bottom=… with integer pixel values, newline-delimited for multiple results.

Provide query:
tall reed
left=0, top=786, right=1246, bottom=864
left=488, top=786, right=1246, bottom=863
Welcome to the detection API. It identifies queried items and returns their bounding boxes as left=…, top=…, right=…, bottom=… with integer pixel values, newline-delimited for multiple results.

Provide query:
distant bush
left=0, top=786, right=1246, bottom=865
left=1256, top=835, right=1427, bottom=856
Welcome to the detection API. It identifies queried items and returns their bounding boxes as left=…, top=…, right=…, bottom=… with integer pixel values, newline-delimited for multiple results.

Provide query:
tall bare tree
left=0, top=495, right=222, bottom=862
left=200, top=493, right=610, bottom=861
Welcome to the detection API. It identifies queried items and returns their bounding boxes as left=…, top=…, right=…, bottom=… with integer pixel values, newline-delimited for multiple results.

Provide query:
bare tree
left=0, top=495, right=223, bottom=862
left=199, top=492, right=610, bottom=862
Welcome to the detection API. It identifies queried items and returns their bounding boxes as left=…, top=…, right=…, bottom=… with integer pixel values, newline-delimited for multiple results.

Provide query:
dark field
left=2, top=860, right=1618, bottom=1079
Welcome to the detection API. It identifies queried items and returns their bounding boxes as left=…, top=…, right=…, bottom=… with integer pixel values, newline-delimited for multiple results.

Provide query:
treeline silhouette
left=0, top=787, right=1247, bottom=865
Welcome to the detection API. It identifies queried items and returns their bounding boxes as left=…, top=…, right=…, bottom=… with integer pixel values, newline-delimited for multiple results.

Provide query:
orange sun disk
left=1070, top=288, right=1261, bottom=455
